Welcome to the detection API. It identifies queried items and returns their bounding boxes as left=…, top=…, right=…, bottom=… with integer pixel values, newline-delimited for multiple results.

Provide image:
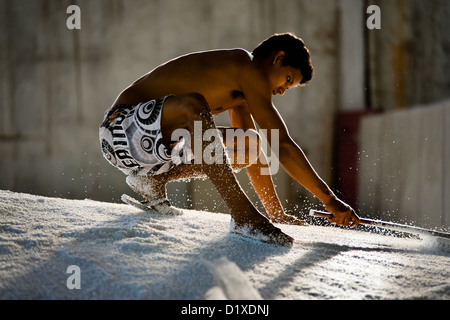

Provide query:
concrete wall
left=367, top=0, right=450, bottom=110
left=2, top=0, right=449, bottom=226
left=0, top=0, right=342, bottom=213
left=358, top=99, right=450, bottom=229
left=356, top=0, right=450, bottom=228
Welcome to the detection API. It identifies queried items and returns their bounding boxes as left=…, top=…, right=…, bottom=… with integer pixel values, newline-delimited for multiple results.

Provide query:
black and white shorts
left=99, top=97, right=187, bottom=176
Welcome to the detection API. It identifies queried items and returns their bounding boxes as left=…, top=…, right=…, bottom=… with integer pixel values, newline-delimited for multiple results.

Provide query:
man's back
left=113, top=49, right=257, bottom=113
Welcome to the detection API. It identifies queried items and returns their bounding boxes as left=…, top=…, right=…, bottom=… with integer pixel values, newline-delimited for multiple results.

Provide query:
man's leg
left=127, top=126, right=259, bottom=202
left=162, top=94, right=259, bottom=219
left=132, top=93, right=293, bottom=245
left=127, top=94, right=293, bottom=244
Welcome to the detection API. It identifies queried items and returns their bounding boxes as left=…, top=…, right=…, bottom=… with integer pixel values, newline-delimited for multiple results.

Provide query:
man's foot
left=229, top=217, right=294, bottom=246
left=121, top=194, right=183, bottom=215
left=125, top=175, right=183, bottom=215
left=150, top=199, right=184, bottom=216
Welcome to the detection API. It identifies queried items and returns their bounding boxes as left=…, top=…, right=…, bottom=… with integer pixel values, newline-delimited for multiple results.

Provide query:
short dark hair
left=252, top=33, right=313, bottom=85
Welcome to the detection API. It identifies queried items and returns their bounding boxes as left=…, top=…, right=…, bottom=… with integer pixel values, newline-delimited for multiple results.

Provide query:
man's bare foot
left=229, top=216, right=294, bottom=246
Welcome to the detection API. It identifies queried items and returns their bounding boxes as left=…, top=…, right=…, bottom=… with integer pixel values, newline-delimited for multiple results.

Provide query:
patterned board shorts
left=99, top=97, right=188, bottom=176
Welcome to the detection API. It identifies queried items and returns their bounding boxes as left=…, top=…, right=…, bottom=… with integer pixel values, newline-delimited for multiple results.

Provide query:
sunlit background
left=1, top=0, right=449, bottom=229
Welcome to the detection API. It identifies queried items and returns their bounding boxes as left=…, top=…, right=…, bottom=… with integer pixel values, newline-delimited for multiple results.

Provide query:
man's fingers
left=328, top=211, right=359, bottom=228
left=329, top=216, right=344, bottom=225
left=344, top=216, right=351, bottom=227
left=327, top=215, right=335, bottom=224
left=351, top=211, right=361, bottom=227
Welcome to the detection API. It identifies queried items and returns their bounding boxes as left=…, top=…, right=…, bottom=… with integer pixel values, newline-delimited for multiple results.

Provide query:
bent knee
left=183, top=92, right=208, bottom=106
left=168, top=93, right=210, bottom=116
left=163, top=93, right=212, bottom=131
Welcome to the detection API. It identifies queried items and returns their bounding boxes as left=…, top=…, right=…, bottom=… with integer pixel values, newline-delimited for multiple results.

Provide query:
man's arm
left=278, top=134, right=361, bottom=226
left=242, top=84, right=360, bottom=227
left=228, top=106, right=305, bottom=225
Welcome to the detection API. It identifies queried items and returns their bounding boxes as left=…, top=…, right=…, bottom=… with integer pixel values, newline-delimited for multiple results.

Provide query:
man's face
left=269, top=52, right=303, bottom=96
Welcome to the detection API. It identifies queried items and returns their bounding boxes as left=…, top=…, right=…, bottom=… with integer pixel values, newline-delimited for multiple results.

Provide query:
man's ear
left=273, top=51, right=286, bottom=64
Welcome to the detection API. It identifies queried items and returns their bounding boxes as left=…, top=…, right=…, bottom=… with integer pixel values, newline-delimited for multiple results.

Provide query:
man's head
left=252, top=33, right=313, bottom=93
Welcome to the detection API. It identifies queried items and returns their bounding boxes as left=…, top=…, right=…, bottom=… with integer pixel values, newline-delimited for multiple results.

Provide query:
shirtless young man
left=99, top=33, right=360, bottom=246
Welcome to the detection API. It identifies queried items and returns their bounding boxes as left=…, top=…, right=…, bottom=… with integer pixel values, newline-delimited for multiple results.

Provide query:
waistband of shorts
left=100, top=96, right=171, bottom=128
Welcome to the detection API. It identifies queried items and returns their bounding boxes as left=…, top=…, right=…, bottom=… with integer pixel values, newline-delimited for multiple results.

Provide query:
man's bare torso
left=112, top=49, right=261, bottom=115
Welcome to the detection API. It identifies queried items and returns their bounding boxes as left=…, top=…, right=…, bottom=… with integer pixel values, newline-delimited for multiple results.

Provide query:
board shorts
left=99, top=96, right=190, bottom=176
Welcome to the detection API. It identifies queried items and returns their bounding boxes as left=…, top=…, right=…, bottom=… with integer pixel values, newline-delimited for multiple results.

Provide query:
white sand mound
left=1, top=190, right=449, bottom=300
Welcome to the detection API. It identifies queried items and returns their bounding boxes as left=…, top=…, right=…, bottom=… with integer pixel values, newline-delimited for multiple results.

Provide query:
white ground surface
left=1, top=190, right=449, bottom=300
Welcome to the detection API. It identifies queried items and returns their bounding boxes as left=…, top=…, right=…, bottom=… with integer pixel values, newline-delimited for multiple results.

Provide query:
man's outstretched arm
left=242, top=87, right=360, bottom=227
left=228, top=106, right=306, bottom=225
left=278, top=134, right=360, bottom=227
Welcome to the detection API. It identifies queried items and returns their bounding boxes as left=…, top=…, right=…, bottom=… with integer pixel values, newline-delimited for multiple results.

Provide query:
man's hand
left=324, top=197, right=360, bottom=228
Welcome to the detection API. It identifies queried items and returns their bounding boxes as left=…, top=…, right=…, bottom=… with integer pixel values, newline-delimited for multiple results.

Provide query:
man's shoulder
left=198, top=48, right=257, bottom=79
left=228, top=48, right=253, bottom=61
left=171, top=48, right=252, bottom=72
left=200, top=48, right=253, bottom=66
